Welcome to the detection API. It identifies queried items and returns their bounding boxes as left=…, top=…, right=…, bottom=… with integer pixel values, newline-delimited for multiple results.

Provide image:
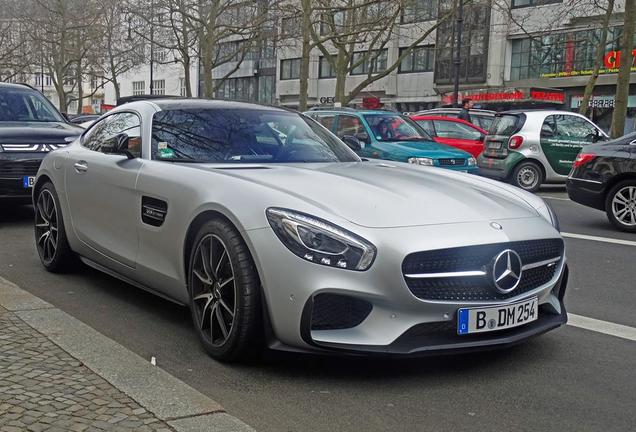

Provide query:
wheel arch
left=33, top=174, right=53, bottom=201
left=603, top=173, right=636, bottom=199
left=510, top=157, right=546, bottom=181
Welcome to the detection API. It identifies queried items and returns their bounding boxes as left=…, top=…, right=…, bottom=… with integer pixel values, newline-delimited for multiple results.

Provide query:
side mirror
left=114, top=134, right=136, bottom=159
left=341, top=135, right=362, bottom=151
left=355, top=131, right=370, bottom=144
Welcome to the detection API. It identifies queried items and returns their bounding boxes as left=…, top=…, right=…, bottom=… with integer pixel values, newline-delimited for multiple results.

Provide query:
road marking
left=568, top=314, right=636, bottom=342
left=539, top=195, right=570, bottom=201
left=561, top=232, right=636, bottom=247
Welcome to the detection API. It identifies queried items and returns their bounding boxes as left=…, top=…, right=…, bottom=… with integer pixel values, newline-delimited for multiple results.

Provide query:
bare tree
left=610, top=0, right=635, bottom=137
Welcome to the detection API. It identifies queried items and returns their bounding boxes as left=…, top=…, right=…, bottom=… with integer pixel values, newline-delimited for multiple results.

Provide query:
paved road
left=1, top=188, right=635, bottom=432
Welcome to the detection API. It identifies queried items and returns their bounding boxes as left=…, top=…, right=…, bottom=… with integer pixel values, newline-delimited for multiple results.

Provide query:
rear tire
left=511, top=161, right=543, bottom=193
left=34, top=182, right=75, bottom=272
left=605, top=180, right=636, bottom=232
left=187, top=218, right=263, bottom=362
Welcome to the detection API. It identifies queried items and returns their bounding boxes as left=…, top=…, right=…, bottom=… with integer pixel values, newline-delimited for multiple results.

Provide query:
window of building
left=153, top=49, right=167, bottom=63
left=132, top=81, right=145, bottom=96
left=215, top=76, right=257, bottom=102
left=509, top=26, right=636, bottom=81
left=511, top=0, right=562, bottom=8
left=399, top=46, right=434, bottom=73
left=351, top=50, right=388, bottom=75
left=35, top=74, right=52, bottom=87
left=401, top=0, right=437, bottom=23
left=280, top=58, right=301, bottom=80
left=281, top=16, right=301, bottom=37
left=152, top=79, right=165, bottom=95
left=319, top=57, right=336, bottom=78
left=434, top=0, right=490, bottom=84
left=320, top=10, right=346, bottom=35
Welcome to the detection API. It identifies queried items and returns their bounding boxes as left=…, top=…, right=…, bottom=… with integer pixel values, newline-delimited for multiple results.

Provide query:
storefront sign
left=319, top=96, right=336, bottom=104
left=540, top=50, right=636, bottom=78
left=442, top=87, right=564, bottom=105
left=570, top=95, right=636, bottom=109
left=362, top=97, right=381, bottom=109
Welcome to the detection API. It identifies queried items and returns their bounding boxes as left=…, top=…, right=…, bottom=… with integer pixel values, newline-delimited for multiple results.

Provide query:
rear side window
left=490, top=114, right=524, bottom=136
left=313, top=114, right=335, bottom=131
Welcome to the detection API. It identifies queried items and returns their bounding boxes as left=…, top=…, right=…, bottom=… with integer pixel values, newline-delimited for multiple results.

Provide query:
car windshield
left=363, top=114, right=431, bottom=142
left=151, top=108, right=360, bottom=163
left=0, top=89, right=64, bottom=122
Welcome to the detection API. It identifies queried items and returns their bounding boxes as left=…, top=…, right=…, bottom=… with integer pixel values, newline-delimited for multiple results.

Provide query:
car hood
left=376, top=140, right=470, bottom=158
left=194, top=161, right=541, bottom=228
left=0, top=122, right=83, bottom=144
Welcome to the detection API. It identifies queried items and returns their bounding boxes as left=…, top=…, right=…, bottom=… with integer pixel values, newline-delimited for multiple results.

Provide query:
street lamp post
left=452, top=0, right=464, bottom=108
left=149, top=0, right=155, bottom=95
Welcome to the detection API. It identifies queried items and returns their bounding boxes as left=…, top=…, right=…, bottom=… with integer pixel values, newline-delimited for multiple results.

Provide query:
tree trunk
left=334, top=50, right=348, bottom=104
left=113, top=78, right=120, bottom=102
left=298, top=0, right=312, bottom=111
left=76, top=65, right=83, bottom=115
left=610, top=0, right=636, bottom=138
left=579, top=0, right=615, bottom=116
left=183, top=54, right=192, bottom=97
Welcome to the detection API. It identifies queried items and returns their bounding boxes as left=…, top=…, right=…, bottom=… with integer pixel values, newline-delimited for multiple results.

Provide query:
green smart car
left=477, top=110, right=607, bottom=192
left=304, top=108, right=478, bottom=173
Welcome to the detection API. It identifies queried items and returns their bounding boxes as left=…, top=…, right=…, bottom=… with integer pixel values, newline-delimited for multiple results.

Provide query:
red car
left=410, top=115, right=487, bottom=158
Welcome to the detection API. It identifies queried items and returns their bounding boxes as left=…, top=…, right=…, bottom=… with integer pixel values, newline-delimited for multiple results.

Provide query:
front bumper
left=247, top=217, right=566, bottom=356
left=0, top=153, right=44, bottom=199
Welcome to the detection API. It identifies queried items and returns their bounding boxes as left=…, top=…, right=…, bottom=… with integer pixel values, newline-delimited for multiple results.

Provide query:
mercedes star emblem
left=492, top=249, right=523, bottom=293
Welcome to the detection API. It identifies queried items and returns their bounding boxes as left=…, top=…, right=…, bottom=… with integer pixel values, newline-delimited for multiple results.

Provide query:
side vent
left=141, top=196, right=167, bottom=227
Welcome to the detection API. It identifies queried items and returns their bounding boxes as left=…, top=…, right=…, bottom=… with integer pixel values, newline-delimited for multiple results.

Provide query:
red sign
left=100, top=104, right=115, bottom=112
left=530, top=89, right=565, bottom=104
left=603, top=49, right=636, bottom=69
left=362, top=97, right=381, bottom=109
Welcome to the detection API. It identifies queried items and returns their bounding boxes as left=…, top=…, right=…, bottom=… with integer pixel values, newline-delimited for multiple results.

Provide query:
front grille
left=437, top=158, right=466, bottom=166
left=310, top=293, right=372, bottom=330
left=0, top=160, right=42, bottom=177
left=402, top=239, right=564, bottom=302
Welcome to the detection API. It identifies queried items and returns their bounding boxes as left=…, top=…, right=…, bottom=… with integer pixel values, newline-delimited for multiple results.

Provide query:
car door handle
left=73, top=161, right=88, bottom=173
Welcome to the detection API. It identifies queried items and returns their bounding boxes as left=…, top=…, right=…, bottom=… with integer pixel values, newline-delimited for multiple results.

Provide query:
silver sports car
left=33, top=99, right=568, bottom=361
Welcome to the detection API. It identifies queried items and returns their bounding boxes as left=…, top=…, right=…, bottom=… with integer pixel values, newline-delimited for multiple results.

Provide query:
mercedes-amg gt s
left=33, top=99, right=568, bottom=361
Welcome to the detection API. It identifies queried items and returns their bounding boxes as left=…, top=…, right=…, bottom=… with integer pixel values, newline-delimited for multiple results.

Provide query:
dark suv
left=0, top=83, right=82, bottom=202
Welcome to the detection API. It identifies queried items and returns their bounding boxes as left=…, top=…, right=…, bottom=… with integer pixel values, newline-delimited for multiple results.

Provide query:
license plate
left=457, top=298, right=538, bottom=335
left=487, top=141, right=502, bottom=149
left=22, top=176, right=35, bottom=188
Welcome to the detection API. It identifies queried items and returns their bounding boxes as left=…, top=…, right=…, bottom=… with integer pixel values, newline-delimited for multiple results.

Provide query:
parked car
left=33, top=99, right=567, bottom=361
left=0, top=82, right=83, bottom=203
left=477, top=110, right=607, bottom=192
left=567, top=132, right=636, bottom=232
left=410, top=115, right=487, bottom=158
left=305, top=108, right=477, bottom=173
left=415, top=108, right=496, bottom=131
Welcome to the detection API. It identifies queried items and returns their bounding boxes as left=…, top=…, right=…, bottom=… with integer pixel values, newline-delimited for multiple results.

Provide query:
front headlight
left=408, top=157, right=434, bottom=166
left=266, top=208, right=376, bottom=271
left=468, top=157, right=477, bottom=166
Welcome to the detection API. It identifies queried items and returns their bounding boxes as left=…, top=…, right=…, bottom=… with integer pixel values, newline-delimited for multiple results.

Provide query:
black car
left=0, top=83, right=82, bottom=203
left=567, top=132, right=636, bottom=232
left=69, top=114, right=100, bottom=125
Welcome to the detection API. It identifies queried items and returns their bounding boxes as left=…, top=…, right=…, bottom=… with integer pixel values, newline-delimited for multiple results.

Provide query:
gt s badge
left=141, top=196, right=168, bottom=227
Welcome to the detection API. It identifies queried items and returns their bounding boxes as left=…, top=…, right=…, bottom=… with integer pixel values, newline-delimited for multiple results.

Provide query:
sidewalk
left=0, top=277, right=255, bottom=432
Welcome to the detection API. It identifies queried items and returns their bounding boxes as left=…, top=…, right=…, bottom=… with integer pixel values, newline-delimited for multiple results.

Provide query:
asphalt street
left=1, top=187, right=635, bottom=432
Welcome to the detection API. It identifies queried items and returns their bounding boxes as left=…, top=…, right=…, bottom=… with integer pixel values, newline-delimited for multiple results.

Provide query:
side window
left=314, top=114, right=335, bottom=131
left=554, top=115, right=597, bottom=143
left=82, top=113, right=142, bottom=156
left=416, top=119, right=435, bottom=136
left=541, top=115, right=557, bottom=138
left=336, top=115, right=365, bottom=138
left=433, top=120, right=482, bottom=140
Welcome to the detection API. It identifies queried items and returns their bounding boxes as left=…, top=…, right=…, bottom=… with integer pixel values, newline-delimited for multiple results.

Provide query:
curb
left=0, top=276, right=255, bottom=432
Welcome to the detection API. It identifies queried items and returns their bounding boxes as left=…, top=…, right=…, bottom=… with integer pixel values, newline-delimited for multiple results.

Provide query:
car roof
left=306, top=109, right=402, bottom=116
left=417, top=108, right=497, bottom=116
left=0, top=82, right=39, bottom=92
left=410, top=115, right=487, bottom=131
left=119, top=98, right=291, bottom=113
left=499, top=109, right=582, bottom=116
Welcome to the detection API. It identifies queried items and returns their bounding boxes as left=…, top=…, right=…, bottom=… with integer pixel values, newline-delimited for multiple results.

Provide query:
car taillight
left=573, top=152, right=596, bottom=168
left=508, top=135, right=523, bottom=149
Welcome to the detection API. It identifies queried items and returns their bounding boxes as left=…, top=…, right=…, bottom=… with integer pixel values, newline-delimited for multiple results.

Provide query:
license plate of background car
left=487, top=141, right=502, bottom=149
left=22, top=176, right=35, bottom=188
left=457, top=297, right=538, bottom=335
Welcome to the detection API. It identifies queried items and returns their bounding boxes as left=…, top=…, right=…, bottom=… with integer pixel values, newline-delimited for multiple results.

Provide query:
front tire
left=511, top=161, right=543, bottom=193
left=605, top=180, right=636, bottom=232
left=187, top=219, right=262, bottom=362
left=34, top=182, right=75, bottom=272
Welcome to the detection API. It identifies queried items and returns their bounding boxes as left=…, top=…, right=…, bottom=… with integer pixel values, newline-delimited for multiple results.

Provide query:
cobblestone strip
left=0, top=306, right=174, bottom=432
